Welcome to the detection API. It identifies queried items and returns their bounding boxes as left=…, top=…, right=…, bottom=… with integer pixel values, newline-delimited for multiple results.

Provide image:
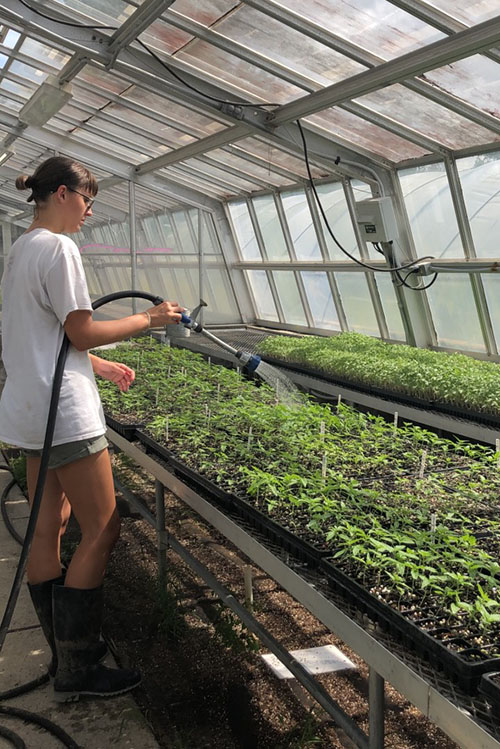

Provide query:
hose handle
left=180, top=312, right=192, bottom=325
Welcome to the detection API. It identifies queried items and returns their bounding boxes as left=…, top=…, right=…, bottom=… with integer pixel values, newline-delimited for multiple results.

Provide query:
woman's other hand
left=92, top=357, right=135, bottom=392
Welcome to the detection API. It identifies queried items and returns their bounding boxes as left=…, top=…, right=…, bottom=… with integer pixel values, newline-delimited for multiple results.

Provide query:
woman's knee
left=82, top=510, right=121, bottom=548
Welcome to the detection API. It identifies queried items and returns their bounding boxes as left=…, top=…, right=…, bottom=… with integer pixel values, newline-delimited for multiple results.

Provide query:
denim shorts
left=23, top=434, right=109, bottom=469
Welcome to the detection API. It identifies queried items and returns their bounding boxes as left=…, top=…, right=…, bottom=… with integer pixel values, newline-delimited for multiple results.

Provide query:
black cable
left=136, top=40, right=280, bottom=108
left=17, top=0, right=116, bottom=29
left=0, top=706, right=81, bottom=749
left=296, top=119, right=436, bottom=277
left=1, top=479, right=24, bottom=546
left=0, top=674, right=49, bottom=702
left=395, top=268, right=439, bottom=291
left=18, top=0, right=280, bottom=110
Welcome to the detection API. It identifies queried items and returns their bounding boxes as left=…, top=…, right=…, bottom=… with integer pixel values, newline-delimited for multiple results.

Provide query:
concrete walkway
left=0, top=468, right=160, bottom=749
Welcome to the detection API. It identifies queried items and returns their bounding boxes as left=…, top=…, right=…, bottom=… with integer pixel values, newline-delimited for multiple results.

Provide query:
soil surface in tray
left=58, top=453, right=461, bottom=749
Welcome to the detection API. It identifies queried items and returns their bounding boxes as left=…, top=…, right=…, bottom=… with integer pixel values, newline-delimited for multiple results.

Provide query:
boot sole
left=53, top=678, right=142, bottom=703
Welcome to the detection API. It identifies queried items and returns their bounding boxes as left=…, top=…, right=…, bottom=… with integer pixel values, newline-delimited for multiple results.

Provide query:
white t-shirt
left=0, top=228, right=106, bottom=449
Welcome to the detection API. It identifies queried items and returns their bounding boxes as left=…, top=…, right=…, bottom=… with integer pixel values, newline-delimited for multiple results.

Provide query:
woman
left=0, top=156, right=183, bottom=702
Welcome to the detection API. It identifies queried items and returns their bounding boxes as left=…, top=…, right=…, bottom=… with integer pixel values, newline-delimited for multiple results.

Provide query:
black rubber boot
left=52, top=584, right=141, bottom=702
left=28, top=576, right=108, bottom=679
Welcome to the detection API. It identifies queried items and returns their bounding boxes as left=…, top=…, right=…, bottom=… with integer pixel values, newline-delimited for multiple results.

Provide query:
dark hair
left=15, top=156, right=98, bottom=204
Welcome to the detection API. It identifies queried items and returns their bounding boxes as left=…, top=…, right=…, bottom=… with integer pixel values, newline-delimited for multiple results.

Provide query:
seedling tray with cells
left=95, top=340, right=500, bottom=690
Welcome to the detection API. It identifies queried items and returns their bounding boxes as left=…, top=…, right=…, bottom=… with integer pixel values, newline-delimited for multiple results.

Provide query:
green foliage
left=257, top=332, right=500, bottom=415
left=9, top=454, right=27, bottom=492
left=95, top=339, right=500, bottom=645
left=211, top=603, right=260, bottom=655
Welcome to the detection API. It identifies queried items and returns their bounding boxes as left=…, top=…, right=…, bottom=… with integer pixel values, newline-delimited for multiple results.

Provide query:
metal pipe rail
left=108, top=428, right=500, bottom=749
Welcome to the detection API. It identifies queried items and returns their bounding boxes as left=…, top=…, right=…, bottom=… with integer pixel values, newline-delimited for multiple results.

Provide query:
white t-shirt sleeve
left=43, top=238, right=92, bottom=325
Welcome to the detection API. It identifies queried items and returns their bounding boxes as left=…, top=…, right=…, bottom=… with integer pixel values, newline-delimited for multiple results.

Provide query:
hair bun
left=15, top=174, right=34, bottom=191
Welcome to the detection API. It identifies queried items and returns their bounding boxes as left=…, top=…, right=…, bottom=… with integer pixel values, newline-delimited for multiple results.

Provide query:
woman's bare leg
left=55, top=448, right=120, bottom=589
left=26, top=457, right=71, bottom=584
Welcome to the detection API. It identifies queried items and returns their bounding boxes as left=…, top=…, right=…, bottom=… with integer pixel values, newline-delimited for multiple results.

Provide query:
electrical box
left=354, top=197, right=398, bottom=243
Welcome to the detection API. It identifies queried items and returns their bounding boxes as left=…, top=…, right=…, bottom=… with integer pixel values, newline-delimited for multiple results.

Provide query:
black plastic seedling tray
left=262, top=355, right=500, bottom=430
left=320, top=558, right=500, bottom=692
left=135, top=429, right=500, bottom=693
left=136, top=430, right=330, bottom=567
left=479, top=672, right=500, bottom=711
left=105, top=413, right=143, bottom=441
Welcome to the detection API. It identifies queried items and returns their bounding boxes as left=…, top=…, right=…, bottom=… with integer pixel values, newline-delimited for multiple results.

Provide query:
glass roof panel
left=120, top=86, right=227, bottom=136
left=424, top=55, right=500, bottom=119
left=8, top=60, right=48, bottom=84
left=104, top=103, right=197, bottom=148
left=0, top=53, right=7, bottom=69
left=76, top=65, right=130, bottom=96
left=355, top=84, right=500, bottom=149
left=170, top=0, right=239, bottom=26
left=308, top=110, right=430, bottom=162
left=184, top=157, right=266, bottom=191
left=278, top=0, right=443, bottom=58
left=0, top=94, right=21, bottom=112
left=70, top=128, right=147, bottom=163
left=0, top=77, right=36, bottom=100
left=236, top=138, right=327, bottom=180
left=160, top=166, right=232, bottom=200
left=71, top=84, right=112, bottom=109
left=19, top=39, right=70, bottom=70
left=175, top=40, right=303, bottom=103
left=49, top=0, right=135, bottom=25
left=169, top=4, right=365, bottom=85
left=426, top=1, right=500, bottom=24
left=209, top=149, right=295, bottom=187
left=3, top=29, right=20, bottom=49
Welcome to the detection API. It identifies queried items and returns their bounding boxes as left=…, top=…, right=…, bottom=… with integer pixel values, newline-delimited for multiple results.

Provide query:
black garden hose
left=0, top=290, right=163, bottom=745
left=1, top=478, right=24, bottom=546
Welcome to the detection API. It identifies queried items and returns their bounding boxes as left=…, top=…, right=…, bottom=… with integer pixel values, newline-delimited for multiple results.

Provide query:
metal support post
left=198, top=209, right=205, bottom=326
left=369, top=667, right=385, bottom=749
left=129, top=180, right=138, bottom=315
left=155, top=480, right=167, bottom=587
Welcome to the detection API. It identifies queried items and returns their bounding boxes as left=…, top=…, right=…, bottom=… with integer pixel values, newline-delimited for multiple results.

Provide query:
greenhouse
left=0, top=1, right=500, bottom=747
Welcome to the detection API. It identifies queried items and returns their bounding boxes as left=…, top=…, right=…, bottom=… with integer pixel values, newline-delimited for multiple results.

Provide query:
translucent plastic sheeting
left=252, top=195, right=290, bottom=261
left=301, top=271, right=341, bottom=331
left=246, top=270, right=279, bottom=321
left=8, top=60, right=48, bottom=85
left=425, top=274, right=486, bottom=352
left=335, top=272, right=380, bottom=336
left=183, top=157, right=266, bottom=192
left=373, top=273, right=405, bottom=341
left=0, top=78, right=36, bottom=101
left=313, top=182, right=360, bottom=261
left=2, top=29, right=20, bottom=48
left=278, top=0, right=443, bottom=59
left=481, top=275, right=500, bottom=350
left=398, top=163, right=465, bottom=258
left=457, top=152, right=500, bottom=257
left=355, top=85, right=500, bottom=150
left=308, top=110, right=430, bottom=163
left=281, top=189, right=322, bottom=260
left=228, top=201, right=261, bottom=261
left=272, top=271, right=308, bottom=326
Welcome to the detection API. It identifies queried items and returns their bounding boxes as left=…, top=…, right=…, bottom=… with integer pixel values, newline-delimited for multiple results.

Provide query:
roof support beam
left=107, top=0, right=174, bottom=55
left=0, top=110, right=221, bottom=212
left=267, top=15, right=500, bottom=125
left=241, top=0, right=500, bottom=135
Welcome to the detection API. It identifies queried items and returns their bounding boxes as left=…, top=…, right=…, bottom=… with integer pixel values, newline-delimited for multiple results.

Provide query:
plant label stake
left=167, top=365, right=171, bottom=378
left=320, top=421, right=325, bottom=439
left=208, top=356, right=211, bottom=366
left=236, top=366, right=241, bottom=376
left=165, top=415, right=169, bottom=442
left=430, top=512, right=437, bottom=535
left=419, top=449, right=427, bottom=479
left=247, top=425, right=253, bottom=449
left=394, top=411, right=398, bottom=434
left=322, top=453, right=327, bottom=480
left=217, top=383, right=221, bottom=401
left=244, top=565, right=253, bottom=611
left=337, top=393, right=342, bottom=409
left=496, top=438, right=500, bottom=469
